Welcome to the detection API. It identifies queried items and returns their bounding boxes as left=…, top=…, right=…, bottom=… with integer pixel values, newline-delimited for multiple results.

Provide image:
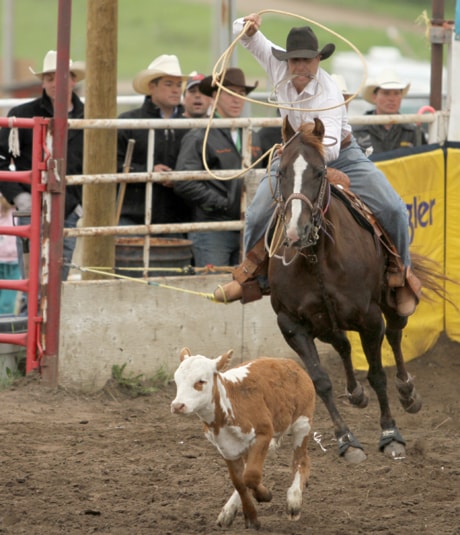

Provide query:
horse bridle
left=277, top=161, right=330, bottom=251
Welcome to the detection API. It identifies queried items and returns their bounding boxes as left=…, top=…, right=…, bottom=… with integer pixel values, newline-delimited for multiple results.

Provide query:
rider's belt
left=340, top=133, right=352, bottom=150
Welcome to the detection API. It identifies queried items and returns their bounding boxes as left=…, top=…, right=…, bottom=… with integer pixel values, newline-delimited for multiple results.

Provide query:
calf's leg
left=216, top=489, right=241, bottom=528
left=244, top=434, right=273, bottom=503
left=224, top=457, right=260, bottom=529
left=286, top=417, right=312, bottom=520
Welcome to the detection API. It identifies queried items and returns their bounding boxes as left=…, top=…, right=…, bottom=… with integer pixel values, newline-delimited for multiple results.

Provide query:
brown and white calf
left=171, top=347, right=316, bottom=529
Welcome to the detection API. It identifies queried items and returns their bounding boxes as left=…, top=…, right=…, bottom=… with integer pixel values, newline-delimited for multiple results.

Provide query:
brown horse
left=268, top=118, right=424, bottom=463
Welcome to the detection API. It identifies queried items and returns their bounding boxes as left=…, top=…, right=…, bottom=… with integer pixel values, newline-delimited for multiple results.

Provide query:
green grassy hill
left=0, top=0, right=456, bottom=91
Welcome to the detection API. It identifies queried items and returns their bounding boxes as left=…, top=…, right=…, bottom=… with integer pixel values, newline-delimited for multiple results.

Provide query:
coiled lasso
left=201, top=8, right=368, bottom=181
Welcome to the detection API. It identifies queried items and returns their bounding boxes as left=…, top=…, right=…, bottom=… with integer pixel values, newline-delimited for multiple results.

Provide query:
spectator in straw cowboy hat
left=0, top=49, right=85, bottom=284
left=116, top=54, right=191, bottom=234
left=353, top=69, right=427, bottom=155
left=174, top=68, right=262, bottom=268
left=181, top=72, right=212, bottom=119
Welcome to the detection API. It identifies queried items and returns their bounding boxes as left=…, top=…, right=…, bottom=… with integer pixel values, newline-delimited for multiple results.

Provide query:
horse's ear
left=313, top=118, right=325, bottom=141
left=282, top=116, right=296, bottom=143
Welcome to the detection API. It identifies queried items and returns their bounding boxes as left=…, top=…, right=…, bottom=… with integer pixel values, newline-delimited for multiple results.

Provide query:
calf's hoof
left=216, top=505, right=238, bottom=527
left=286, top=487, right=302, bottom=521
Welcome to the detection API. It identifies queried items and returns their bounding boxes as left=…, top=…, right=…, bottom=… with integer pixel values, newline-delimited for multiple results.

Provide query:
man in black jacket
left=174, top=68, right=262, bottom=268
left=0, top=50, right=85, bottom=282
left=353, top=69, right=427, bottom=156
left=117, top=54, right=191, bottom=234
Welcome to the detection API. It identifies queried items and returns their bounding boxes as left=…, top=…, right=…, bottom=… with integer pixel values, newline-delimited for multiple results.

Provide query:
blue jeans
left=188, top=230, right=241, bottom=268
left=245, top=138, right=411, bottom=266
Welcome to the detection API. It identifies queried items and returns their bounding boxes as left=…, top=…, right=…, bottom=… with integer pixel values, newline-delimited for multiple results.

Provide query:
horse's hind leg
left=385, top=313, right=422, bottom=414
left=321, top=330, right=369, bottom=409
left=277, top=312, right=366, bottom=463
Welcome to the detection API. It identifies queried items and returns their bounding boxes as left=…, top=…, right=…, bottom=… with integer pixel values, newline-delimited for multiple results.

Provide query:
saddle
left=328, top=172, right=406, bottom=289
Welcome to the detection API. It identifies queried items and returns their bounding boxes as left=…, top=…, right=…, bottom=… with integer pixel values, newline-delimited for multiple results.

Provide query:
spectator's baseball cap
left=185, top=72, right=206, bottom=92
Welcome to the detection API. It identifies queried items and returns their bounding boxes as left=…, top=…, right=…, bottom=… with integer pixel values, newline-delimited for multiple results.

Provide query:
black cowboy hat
left=272, top=26, right=335, bottom=61
left=199, top=67, right=258, bottom=97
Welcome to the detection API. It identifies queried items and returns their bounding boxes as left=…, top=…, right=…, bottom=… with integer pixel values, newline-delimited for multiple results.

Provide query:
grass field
left=0, top=0, right=456, bottom=90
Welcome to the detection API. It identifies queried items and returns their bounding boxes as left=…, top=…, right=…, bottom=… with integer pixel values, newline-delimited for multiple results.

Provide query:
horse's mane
left=299, top=121, right=324, bottom=157
left=283, top=119, right=326, bottom=160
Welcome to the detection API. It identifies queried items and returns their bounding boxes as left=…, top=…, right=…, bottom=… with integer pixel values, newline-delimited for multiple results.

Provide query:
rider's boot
left=386, top=258, right=422, bottom=317
left=213, top=239, right=269, bottom=304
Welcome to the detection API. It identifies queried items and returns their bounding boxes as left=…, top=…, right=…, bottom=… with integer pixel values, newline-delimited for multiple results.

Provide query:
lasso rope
left=69, top=263, right=221, bottom=302
left=202, top=9, right=368, bottom=182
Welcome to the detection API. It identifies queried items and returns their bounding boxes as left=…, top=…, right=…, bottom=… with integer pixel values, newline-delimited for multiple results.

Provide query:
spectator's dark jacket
left=0, top=90, right=84, bottom=217
left=174, top=124, right=262, bottom=223
left=258, top=125, right=282, bottom=168
left=353, top=109, right=427, bottom=155
left=117, top=97, right=191, bottom=224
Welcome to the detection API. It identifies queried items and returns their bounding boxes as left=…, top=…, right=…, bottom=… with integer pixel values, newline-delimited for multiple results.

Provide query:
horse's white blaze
left=286, top=154, right=308, bottom=241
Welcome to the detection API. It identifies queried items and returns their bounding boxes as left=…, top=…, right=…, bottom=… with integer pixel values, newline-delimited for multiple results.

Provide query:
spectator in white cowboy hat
left=181, top=72, right=212, bottom=119
left=174, top=68, right=263, bottom=268
left=116, top=54, right=192, bottom=235
left=0, top=49, right=85, bottom=289
left=353, top=69, right=427, bottom=155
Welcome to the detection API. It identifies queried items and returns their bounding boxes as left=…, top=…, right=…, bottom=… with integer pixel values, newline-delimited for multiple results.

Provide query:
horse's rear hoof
left=400, top=392, right=422, bottom=414
left=343, top=447, right=367, bottom=464
left=383, top=441, right=406, bottom=460
left=347, top=384, right=369, bottom=408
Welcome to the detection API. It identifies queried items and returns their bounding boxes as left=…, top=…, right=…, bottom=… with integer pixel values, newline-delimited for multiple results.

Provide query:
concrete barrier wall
left=59, top=273, right=323, bottom=391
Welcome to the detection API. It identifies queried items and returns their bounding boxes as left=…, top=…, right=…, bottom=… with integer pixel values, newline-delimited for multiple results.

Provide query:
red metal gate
left=0, top=116, right=50, bottom=373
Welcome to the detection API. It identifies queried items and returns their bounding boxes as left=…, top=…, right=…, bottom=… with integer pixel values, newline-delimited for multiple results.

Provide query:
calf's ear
left=216, top=349, right=234, bottom=371
left=180, top=347, right=192, bottom=362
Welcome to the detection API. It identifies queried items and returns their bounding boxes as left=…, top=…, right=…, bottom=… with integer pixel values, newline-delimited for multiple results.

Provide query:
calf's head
left=171, top=347, right=233, bottom=420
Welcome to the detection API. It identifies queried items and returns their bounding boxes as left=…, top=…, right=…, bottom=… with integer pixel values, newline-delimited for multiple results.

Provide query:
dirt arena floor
left=0, top=334, right=459, bottom=535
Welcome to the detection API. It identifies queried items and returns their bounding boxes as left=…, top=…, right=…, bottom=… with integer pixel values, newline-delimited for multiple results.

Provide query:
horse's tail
left=411, top=252, right=458, bottom=310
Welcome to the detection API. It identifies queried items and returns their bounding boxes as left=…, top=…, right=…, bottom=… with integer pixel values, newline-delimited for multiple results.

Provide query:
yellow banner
left=349, top=148, right=445, bottom=369
left=445, top=147, right=460, bottom=341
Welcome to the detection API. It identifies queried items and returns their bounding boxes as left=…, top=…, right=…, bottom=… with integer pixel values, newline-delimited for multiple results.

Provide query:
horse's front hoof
left=343, top=447, right=367, bottom=464
left=383, top=441, right=406, bottom=460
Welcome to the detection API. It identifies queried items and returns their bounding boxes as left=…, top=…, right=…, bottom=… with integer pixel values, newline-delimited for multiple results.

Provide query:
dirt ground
left=0, top=334, right=458, bottom=535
